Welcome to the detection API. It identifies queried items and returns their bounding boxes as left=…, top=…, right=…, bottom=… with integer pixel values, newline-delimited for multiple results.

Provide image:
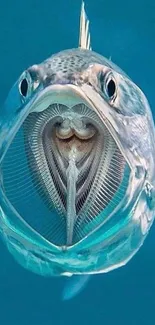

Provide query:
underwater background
left=0, top=0, right=155, bottom=324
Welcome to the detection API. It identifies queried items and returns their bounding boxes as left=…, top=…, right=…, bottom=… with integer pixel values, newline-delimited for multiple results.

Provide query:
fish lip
left=30, top=84, right=94, bottom=113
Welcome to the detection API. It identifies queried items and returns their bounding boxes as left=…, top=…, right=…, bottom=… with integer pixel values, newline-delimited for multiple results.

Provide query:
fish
left=0, top=1, right=155, bottom=300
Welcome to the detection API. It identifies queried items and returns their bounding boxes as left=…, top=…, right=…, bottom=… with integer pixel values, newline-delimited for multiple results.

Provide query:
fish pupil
left=20, top=78, right=28, bottom=97
left=107, top=79, right=116, bottom=98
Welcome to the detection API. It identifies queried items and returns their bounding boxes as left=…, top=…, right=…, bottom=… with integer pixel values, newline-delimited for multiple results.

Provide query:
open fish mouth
left=1, top=87, right=130, bottom=248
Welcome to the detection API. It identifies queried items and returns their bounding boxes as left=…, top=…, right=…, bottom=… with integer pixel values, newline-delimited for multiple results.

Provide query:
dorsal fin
left=79, top=1, right=92, bottom=50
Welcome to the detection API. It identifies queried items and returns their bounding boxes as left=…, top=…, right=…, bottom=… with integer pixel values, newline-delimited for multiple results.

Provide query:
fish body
left=0, top=2, right=155, bottom=285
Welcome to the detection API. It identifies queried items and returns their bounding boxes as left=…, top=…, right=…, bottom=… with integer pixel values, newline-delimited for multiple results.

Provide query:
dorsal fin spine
left=79, top=1, right=92, bottom=50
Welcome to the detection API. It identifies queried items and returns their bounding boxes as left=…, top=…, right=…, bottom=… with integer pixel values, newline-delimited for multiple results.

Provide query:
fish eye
left=19, top=78, right=29, bottom=97
left=99, top=71, right=116, bottom=101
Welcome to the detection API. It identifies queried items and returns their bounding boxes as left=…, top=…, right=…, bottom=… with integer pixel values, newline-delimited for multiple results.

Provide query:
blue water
left=0, top=0, right=155, bottom=324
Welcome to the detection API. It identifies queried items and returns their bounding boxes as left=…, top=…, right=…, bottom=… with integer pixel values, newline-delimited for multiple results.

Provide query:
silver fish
left=0, top=2, right=155, bottom=298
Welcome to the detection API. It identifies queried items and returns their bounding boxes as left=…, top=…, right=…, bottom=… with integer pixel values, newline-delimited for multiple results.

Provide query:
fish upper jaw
left=30, top=84, right=91, bottom=112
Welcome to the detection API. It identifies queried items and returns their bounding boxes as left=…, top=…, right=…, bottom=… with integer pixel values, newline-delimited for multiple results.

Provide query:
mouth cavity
left=1, top=103, right=129, bottom=247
